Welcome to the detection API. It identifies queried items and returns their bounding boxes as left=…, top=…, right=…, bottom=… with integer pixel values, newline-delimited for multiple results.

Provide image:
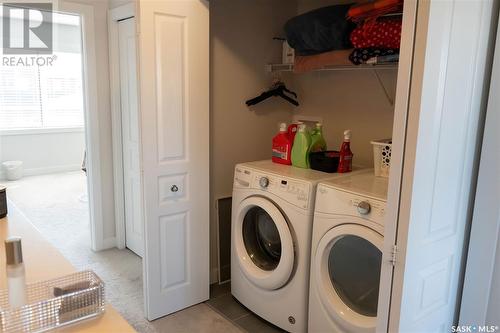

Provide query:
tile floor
left=150, top=303, right=242, bottom=333
left=206, top=283, right=285, bottom=333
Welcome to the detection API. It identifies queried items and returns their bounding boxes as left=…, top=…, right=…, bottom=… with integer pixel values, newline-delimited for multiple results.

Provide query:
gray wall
left=293, top=0, right=397, bottom=167
left=209, top=0, right=298, bottom=282
left=73, top=0, right=117, bottom=243
left=488, top=240, right=500, bottom=323
left=209, top=0, right=398, bottom=281
left=105, top=0, right=398, bottom=281
left=0, top=131, right=85, bottom=178
left=291, top=69, right=397, bottom=167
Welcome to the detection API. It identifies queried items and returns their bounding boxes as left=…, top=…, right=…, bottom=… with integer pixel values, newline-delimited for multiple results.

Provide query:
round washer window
left=242, top=206, right=282, bottom=271
left=328, top=235, right=382, bottom=317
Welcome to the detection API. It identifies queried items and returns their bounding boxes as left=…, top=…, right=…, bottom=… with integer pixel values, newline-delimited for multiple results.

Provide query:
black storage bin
left=0, top=186, right=6, bottom=218
left=309, top=151, right=340, bottom=173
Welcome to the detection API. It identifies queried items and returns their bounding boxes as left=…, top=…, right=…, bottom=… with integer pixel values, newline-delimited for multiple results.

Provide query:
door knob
left=171, top=185, right=179, bottom=193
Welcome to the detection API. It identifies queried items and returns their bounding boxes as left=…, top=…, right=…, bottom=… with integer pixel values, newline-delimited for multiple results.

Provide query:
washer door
left=314, top=224, right=383, bottom=332
left=234, top=196, right=294, bottom=290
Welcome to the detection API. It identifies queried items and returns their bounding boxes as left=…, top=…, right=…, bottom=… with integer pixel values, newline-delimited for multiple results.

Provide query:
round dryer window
left=314, top=224, right=383, bottom=331
left=328, top=235, right=382, bottom=317
left=242, top=206, right=282, bottom=271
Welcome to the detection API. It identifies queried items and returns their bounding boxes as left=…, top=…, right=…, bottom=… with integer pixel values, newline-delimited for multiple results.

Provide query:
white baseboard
left=101, top=237, right=117, bottom=250
left=93, top=237, right=117, bottom=251
left=0, top=164, right=82, bottom=180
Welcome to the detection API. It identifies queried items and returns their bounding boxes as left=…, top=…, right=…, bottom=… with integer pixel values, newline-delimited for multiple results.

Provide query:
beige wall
left=210, top=0, right=298, bottom=282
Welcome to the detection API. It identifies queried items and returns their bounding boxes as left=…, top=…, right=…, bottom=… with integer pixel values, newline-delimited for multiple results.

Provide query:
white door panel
left=388, top=1, right=495, bottom=332
left=459, top=12, right=500, bottom=325
left=137, top=0, right=209, bottom=320
left=118, top=18, right=143, bottom=257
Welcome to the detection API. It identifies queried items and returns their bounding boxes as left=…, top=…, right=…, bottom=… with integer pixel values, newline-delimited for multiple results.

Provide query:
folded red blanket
left=350, top=18, right=402, bottom=49
left=348, top=0, right=403, bottom=23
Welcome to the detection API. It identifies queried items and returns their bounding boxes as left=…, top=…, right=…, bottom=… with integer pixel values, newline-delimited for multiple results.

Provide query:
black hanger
left=245, top=81, right=299, bottom=107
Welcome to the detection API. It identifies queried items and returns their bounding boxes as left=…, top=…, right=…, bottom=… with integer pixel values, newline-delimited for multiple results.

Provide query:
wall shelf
left=266, top=62, right=399, bottom=105
left=266, top=63, right=399, bottom=73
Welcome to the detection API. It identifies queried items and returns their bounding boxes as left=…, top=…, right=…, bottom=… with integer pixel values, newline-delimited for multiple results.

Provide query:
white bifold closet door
left=136, top=0, right=210, bottom=320
left=380, top=0, right=496, bottom=332
left=118, top=17, right=143, bottom=258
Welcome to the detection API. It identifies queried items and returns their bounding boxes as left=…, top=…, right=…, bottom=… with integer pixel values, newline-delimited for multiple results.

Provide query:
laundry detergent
left=310, top=122, right=327, bottom=153
left=272, top=123, right=292, bottom=165
left=291, top=123, right=311, bottom=168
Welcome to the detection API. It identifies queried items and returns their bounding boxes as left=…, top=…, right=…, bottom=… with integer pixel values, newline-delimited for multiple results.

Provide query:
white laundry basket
left=2, top=161, right=23, bottom=181
left=371, top=139, right=392, bottom=178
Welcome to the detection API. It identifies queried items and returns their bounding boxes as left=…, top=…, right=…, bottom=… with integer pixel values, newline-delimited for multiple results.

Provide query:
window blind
left=0, top=18, right=84, bottom=131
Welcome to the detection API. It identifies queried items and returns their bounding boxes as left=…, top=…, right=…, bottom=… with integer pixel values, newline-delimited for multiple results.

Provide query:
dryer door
left=234, top=196, right=294, bottom=290
left=314, top=224, right=383, bottom=332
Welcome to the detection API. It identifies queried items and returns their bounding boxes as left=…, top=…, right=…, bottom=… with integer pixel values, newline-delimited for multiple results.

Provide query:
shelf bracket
left=373, top=69, right=394, bottom=106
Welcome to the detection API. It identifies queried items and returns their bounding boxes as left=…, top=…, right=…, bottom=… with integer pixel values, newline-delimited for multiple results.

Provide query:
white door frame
left=56, top=1, right=104, bottom=251
left=376, top=0, right=418, bottom=330
left=108, top=3, right=136, bottom=250
left=459, top=13, right=500, bottom=325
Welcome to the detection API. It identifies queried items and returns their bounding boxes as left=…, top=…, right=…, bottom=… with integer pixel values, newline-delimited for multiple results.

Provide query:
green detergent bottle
left=310, top=123, right=327, bottom=153
left=291, top=123, right=311, bottom=168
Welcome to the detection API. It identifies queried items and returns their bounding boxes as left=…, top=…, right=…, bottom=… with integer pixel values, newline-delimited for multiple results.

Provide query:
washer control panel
left=234, top=166, right=311, bottom=209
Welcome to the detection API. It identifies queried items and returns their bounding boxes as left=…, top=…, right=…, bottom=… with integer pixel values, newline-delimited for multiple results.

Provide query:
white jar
left=5, top=237, right=27, bottom=308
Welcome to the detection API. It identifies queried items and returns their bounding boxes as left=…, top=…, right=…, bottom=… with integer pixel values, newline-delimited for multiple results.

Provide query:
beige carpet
left=2, top=172, right=242, bottom=333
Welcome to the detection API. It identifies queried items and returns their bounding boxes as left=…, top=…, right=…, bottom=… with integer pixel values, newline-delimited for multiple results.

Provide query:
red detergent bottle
left=272, top=123, right=292, bottom=165
left=338, top=129, right=353, bottom=173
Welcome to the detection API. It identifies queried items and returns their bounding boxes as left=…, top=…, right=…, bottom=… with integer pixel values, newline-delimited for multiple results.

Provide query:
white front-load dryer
left=231, top=160, right=363, bottom=333
left=309, top=171, right=388, bottom=333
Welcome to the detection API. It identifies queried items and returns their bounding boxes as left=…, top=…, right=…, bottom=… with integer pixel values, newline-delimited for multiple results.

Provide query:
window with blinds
left=0, top=14, right=84, bottom=131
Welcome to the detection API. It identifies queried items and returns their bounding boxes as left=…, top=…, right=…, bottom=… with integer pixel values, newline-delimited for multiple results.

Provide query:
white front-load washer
left=308, top=171, right=389, bottom=333
left=231, top=160, right=364, bottom=333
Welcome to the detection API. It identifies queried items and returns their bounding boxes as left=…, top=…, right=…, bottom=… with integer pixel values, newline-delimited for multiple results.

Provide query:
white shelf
left=266, top=63, right=399, bottom=73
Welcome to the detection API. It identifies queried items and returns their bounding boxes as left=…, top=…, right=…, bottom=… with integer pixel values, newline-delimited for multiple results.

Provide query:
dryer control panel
left=316, top=184, right=386, bottom=227
left=233, top=166, right=312, bottom=210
